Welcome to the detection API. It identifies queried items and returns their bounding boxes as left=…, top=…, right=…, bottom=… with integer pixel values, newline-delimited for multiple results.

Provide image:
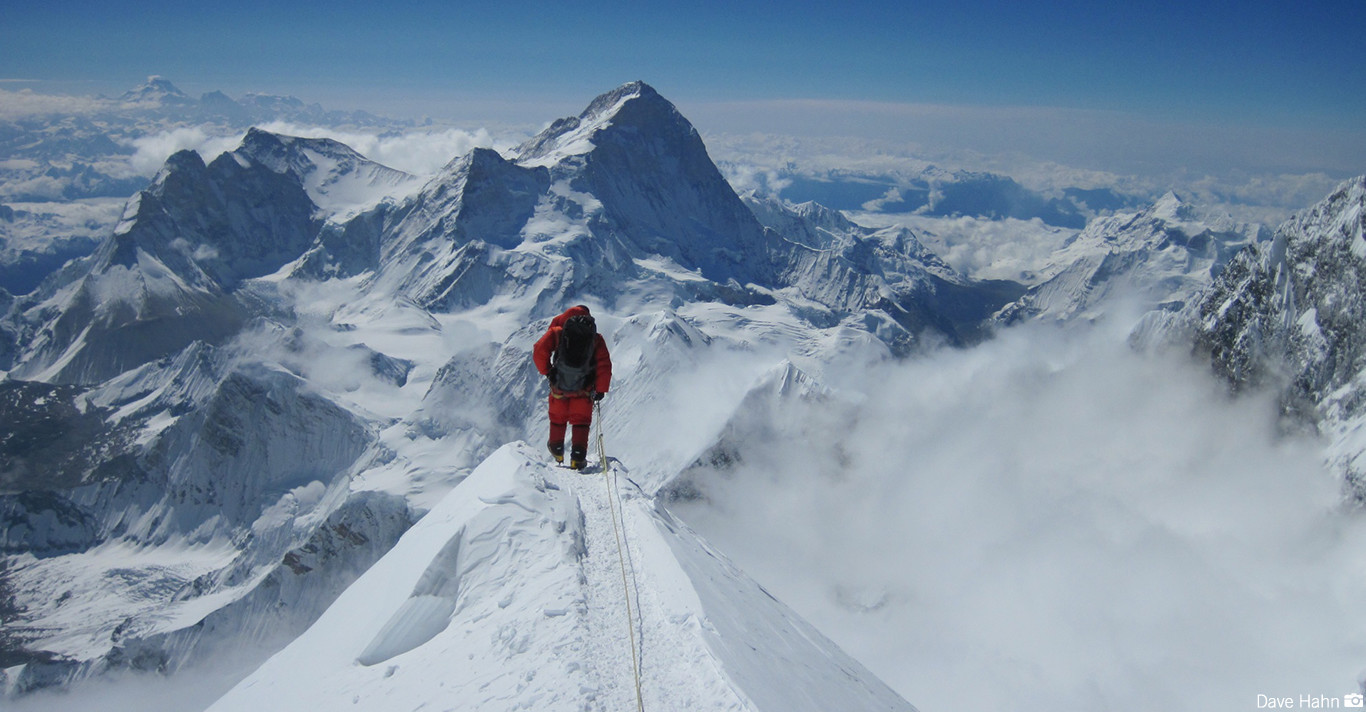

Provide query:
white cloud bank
left=114, top=123, right=510, bottom=180
left=251, top=121, right=510, bottom=176
left=674, top=319, right=1366, bottom=712
left=0, top=88, right=111, bottom=119
left=119, top=127, right=245, bottom=177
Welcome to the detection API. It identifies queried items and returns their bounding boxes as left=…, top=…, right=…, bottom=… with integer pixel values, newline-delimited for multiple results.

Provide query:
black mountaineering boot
left=569, top=447, right=587, bottom=471
left=548, top=442, right=565, bottom=464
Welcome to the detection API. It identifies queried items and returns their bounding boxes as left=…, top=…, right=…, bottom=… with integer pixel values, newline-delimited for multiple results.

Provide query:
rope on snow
left=595, top=400, right=645, bottom=712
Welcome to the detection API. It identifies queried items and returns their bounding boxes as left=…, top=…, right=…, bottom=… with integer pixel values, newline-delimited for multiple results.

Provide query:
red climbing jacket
left=533, top=307, right=612, bottom=399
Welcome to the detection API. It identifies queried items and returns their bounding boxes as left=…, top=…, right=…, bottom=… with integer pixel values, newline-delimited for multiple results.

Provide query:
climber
left=533, top=305, right=612, bottom=470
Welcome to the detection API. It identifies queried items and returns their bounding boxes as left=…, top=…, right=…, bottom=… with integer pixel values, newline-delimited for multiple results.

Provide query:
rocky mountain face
left=1180, top=177, right=1366, bottom=493
left=1, top=125, right=426, bottom=386
left=0, top=124, right=430, bottom=695
left=1, top=333, right=414, bottom=694
left=748, top=195, right=1024, bottom=347
left=234, top=128, right=420, bottom=220
left=4, top=146, right=318, bottom=385
left=358, top=81, right=785, bottom=314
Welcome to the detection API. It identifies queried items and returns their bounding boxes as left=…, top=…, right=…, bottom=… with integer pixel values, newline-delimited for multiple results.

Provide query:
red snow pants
left=548, top=392, right=593, bottom=456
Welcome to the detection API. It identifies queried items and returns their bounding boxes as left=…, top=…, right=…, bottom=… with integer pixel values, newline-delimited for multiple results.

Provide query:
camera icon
left=1345, top=693, right=1364, bottom=708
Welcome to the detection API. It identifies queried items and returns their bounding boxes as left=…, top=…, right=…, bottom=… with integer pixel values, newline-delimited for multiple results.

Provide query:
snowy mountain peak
left=1296, top=175, right=1366, bottom=249
left=234, top=127, right=421, bottom=219
left=156, top=146, right=209, bottom=182
left=238, top=126, right=376, bottom=167
left=4, top=138, right=322, bottom=383
left=1151, top=190, right=1197, bottom=223
left=579, top=79, right=661, bottom=121
left=514, top=80, right=681, bottom=166
left=463, top=145, right=516, bottom=175
left=119, top=75, right=194, bottom=105
left=792, top=199, right=858, bottom=232
left=508, top=81, right=783, bottom=287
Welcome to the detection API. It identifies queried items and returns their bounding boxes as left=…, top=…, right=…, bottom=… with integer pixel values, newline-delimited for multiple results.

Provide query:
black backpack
left=552, top=314, right=597, bottom=392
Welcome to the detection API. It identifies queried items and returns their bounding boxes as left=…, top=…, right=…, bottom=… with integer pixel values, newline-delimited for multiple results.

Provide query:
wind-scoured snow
left=210, top=442, right=914, bottom=712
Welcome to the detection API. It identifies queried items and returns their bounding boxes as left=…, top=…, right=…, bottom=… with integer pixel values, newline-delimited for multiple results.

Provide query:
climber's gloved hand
left=593, top=391, right=605, bottom=402
left=546, top=366, right=558, bottom=384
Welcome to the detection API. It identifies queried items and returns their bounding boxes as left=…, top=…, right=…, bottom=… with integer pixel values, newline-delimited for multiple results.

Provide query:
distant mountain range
left=0, top=77, right=420, bottom=297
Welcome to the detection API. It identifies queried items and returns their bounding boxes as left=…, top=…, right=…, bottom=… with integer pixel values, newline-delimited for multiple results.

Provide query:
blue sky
left=2, top=0, right=1363, bottom=174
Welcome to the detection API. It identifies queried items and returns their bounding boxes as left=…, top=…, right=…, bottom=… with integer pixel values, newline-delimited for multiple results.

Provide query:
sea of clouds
left=706, top=131, right=1347, bottom=228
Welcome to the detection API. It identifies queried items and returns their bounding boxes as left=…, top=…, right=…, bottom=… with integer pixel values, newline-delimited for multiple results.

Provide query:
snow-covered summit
left=515, top=80, right=780, bottom=286
left=236, top=127, right=423, bottom=219
left=210, top=442, right=917, bottom=712
left=341, top=81, right=1009, bottom=338
left=118, top=75, right=195, bottom=106
left=745, top=193, right=1013, bottom=347
left=3, top=124, right=428, bottom=384
left=1150, top=190, right=1198, bottom=223
left=515, top=80, right=665, bottom=165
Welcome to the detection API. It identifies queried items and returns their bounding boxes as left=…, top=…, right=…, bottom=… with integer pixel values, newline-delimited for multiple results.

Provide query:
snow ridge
left=235, top=128, right=423, bottom=220
left=210, top=443, right=917, bottom=711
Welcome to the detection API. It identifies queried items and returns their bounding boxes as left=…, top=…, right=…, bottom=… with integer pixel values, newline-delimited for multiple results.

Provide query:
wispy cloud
left=116, top=127, right=244, bottom=177
left=252, top=122, right=512, bottom=176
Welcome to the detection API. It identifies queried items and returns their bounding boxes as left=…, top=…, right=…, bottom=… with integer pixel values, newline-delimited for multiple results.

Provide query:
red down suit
left=532, top=306, right=612, bottom=458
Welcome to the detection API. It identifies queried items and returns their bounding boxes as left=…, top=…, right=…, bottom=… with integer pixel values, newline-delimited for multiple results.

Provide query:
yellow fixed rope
left=595, top=401, right=645, bottom=712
